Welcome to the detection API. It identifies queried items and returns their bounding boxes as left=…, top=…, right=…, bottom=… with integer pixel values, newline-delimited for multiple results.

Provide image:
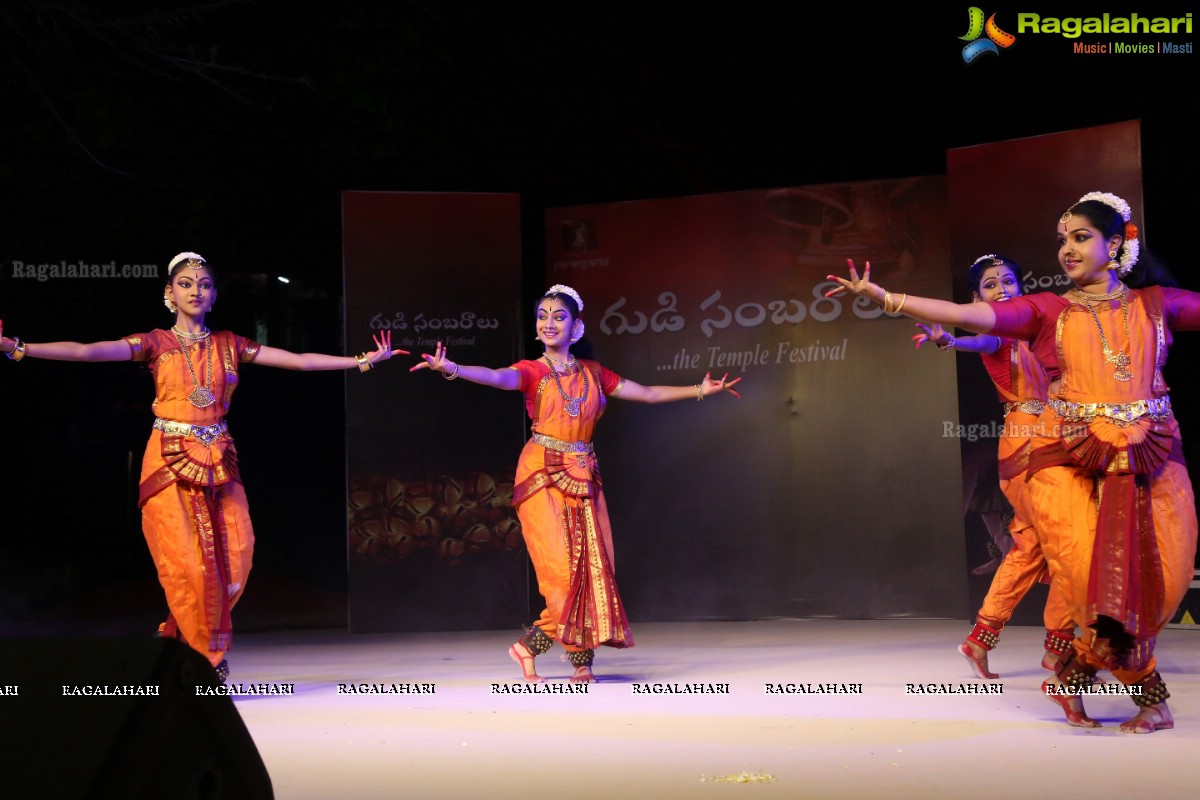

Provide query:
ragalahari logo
left=960, top=7, right=1017, bottom=62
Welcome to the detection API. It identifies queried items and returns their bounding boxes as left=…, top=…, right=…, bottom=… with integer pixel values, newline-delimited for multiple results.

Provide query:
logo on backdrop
left=959, top=7, right=1017, bottom=63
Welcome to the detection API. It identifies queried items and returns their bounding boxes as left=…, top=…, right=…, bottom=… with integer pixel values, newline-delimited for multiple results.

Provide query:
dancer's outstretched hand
left=825, top=259, right=881, bottom=302
left=411, top=340, right=455, bottom=375
left=0, top=318, right=16, bottom=356
left=912, top=322, right=951, bottom=350
left=364, top=330, right=406, bottom=366
left=701, top=371, right=742, bottom=399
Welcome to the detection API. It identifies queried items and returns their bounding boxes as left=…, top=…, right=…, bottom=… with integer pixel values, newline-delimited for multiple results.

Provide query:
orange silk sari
left=1019, top=289, right=1196, bottom=679
left=511, top=359, right=633, bottom=651
left=125, top=330, right=260, bottom=666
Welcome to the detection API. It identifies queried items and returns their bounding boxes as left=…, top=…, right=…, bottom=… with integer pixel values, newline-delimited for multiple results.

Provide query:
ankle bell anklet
left=1043, top=628, right=1074, bottom=659
left=1056, top=653, right=1097, bottom=690
left=521, top=625, right=554, bottom=656
left=966, top=619, right=1001, bottom=650
left=1131, top=670, right=1170, bottom=707
left=567, top=649, right=595, bottom=667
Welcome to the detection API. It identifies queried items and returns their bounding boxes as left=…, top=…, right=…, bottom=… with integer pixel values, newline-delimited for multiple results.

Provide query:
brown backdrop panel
left=343, top=192, right=528, bottom=633
left=946, top=122, right=1149, bottom=621
left=546, top=178, right=966, bottom=621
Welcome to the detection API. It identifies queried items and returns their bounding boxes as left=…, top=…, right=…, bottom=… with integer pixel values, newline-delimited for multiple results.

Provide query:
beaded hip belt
left=531, top=432, right=594, bottom=454
left=1047, top=396, right=1172, bottom=424
left=1003, top=399, right=1045, bottom=417
left=153, top=417, right=228, bottom=446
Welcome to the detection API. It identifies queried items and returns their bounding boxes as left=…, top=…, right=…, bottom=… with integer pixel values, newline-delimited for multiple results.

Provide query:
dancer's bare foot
left=958, top=640, right=999, bottom=679
left=508, top=642, right=543, bottom=683
left=570, top=665, right=595, bottom=683
left=1120, top=703, right=1174, bottom=734
left=1041, top=650, right=1059, bottom=671
left=1042, top=679, right=1100, bottom=728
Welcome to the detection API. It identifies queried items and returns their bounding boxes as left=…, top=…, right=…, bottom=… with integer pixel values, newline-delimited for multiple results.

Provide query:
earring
left=1106, top=249, right=1121, bottom=271
left=163, top=293, right=178, bottom=313
left=570, top=321, right=585, bottom=344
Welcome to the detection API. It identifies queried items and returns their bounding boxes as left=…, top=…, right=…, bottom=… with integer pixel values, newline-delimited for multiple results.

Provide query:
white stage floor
left=221, top=620, right=1200, bottom=799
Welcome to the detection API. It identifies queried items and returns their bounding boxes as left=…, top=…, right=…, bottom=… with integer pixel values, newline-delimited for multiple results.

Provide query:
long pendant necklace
left=1073, top=287, right=1132, bottom=382
left=545, top=354, right=587, bottom=417
left=174, top=329, right=217, bottom=407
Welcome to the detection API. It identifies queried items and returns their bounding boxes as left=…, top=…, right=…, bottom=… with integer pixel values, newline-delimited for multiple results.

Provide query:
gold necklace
left=1069, top=283, right=1128, bottom=303
left=173, top=330, right=217, bottom=407
left=1078, top=290, right=1133, bottom=382
left=172, top=325, right=211, bottom=341
left=545, top=357, right=588, bottom=417
left=543, top=352, right=575, bottom=370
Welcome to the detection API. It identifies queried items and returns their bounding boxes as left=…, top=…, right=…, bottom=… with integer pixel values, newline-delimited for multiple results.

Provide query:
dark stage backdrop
left=544, top=177, right=966, bottom=620
left=342, top=192, right=529, bottom=633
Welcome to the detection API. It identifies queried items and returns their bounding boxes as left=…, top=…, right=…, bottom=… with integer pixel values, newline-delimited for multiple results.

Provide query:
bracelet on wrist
left=355, top=353, right=373, bottom=373
left=5, top=338, right=26, bottom=361
left=695, top=383, right=704, bottom=401
left=443, top=362, right=461, bottom=380
left=882, top=290, right=908, bottom=316
left=937, top=336, right=956, bottom=352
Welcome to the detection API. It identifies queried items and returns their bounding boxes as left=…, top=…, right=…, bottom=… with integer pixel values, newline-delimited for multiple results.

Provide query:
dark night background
left=1, top=2, right=1197, bottom=636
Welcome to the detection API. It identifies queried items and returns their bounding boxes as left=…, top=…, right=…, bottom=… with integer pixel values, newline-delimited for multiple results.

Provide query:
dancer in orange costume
left=827, top=192, right=1197, bottom=733
left=912, top=255, right=1073, bottom=679
left=1, top=252, right=401, bottom=681
left=412, top=284, right=741, bottom=682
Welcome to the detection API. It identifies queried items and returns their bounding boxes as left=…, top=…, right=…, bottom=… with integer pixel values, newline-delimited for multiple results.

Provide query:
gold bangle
left=882, top=291, right=893, bottom=314
left=443, top=362, right=460, bottom=380
left=356, top=353, right=373, bottom=373
left=695, top=383, right=704, bottom=401
left=893, top=293, right=908, bottom=315
left=5, top=338, right=26, bottom=362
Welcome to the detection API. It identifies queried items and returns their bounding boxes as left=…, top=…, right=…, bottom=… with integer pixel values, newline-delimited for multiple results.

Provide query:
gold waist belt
left=153, top=417, right=228, bottom=446
left=531, top=432, right=594, bottom=454
left=1003, top=399, right=1045, bottom=417
left=1047, top=396, right=1172, bottom=424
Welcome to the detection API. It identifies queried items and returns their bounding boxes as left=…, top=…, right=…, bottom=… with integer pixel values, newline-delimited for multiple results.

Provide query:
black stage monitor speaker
left=2, top=637, right=274, bottom=800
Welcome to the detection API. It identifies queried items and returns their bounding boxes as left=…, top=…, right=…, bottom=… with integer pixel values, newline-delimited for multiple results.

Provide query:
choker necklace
left=545, top=356, right=588, bottom=417
left=1069, top=283, right=1128, bottom=303
left=173, top=329, right=217, bottom=407
left=1079, top=290, right=1133, bottom=382
left=543, top=352, right=575, bottom=370
left=172, top=325, right=211, bottom=341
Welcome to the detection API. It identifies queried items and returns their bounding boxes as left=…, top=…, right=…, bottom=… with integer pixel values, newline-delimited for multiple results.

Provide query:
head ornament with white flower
left=544, top=284, right=583, bottom=312
left=969, top=254, right=1001, bottom=269
left=169, top=251, right=207, bottom=273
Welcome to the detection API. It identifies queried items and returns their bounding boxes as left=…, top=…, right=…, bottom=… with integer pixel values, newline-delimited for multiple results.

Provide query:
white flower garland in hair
left=970, top=254, right=1000, bottom=268
left=544, top=284, right=584, bottom=312
left=170, top=251, right=207, bottom=270
left=1119, top=234, right=1141, bottom=276
left=1075, top=191, right=1140, bottom=276
left=1077, top=192, right=1131, bottom=221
